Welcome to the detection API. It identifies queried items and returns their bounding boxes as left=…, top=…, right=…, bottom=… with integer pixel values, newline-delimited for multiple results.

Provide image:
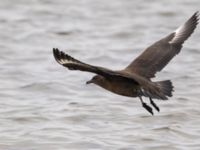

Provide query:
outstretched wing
left=53, top=48, right=140, bottom=85
left=53, top=48, right=117, bottom=78
left=124, top=12, right=199, bottom=78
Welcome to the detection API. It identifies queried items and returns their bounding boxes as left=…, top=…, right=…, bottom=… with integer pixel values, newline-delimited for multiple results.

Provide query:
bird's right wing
left=124, top=12, right=199, bottom=78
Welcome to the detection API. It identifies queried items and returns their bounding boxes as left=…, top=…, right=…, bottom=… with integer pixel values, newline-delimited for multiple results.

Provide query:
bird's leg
left=139, top=97, right=153, bottom=115
left=149, top=97, right=160, bottom=112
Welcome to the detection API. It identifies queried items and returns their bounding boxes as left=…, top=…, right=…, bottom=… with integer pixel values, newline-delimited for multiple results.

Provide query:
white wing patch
left=169, top=12, right=199, bottom=44
left=58, top=58, right=78, bottom=65
left=169, top=24, right=185, bottom=44
left=53, top=49, right=82, bottom=66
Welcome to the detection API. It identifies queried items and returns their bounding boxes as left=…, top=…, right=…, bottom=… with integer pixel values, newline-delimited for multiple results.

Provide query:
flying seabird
left=53, top=12, right=199, bottom=115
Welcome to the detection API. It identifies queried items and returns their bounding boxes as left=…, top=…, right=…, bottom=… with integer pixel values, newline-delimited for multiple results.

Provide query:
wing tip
left=52, top=48, right=82, bottom=66
left=192, top=11, right=199, bottom=24
left=169, top=11, right=199, bottom=44
left=53, top=48, right=62, bottom=64
left=194, top=11, right=199, bottom=25
left=194, top=11, right=199, bottom=18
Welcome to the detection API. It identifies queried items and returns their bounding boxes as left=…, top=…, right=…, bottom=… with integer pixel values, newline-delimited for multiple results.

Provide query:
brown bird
left=53, top=12, right=199, bottom=115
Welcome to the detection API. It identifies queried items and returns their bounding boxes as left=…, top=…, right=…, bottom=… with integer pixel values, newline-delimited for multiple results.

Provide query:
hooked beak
left=86, top=80, right=93, bottom=84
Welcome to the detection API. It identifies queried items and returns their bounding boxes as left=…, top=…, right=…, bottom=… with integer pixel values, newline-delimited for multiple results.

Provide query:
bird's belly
left=102, top=81, right=140, bottom=97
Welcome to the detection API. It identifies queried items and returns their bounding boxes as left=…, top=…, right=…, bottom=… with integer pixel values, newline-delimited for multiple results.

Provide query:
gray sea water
left=0, top=0, right=200, bottom=150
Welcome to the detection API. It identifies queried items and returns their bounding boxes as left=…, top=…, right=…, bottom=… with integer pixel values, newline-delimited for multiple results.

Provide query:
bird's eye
left=93, top=76, right=98, bottom=80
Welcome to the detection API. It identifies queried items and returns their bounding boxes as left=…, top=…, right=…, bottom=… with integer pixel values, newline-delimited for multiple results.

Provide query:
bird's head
left=86, top=75, right=104, bottom=85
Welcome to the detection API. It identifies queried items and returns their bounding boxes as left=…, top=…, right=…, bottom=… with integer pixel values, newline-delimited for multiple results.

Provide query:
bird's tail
left=154, top=80, right=174, bottom=99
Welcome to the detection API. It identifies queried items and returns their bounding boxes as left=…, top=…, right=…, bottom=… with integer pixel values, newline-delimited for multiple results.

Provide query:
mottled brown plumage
left=53, top=12, right=199, bottom=115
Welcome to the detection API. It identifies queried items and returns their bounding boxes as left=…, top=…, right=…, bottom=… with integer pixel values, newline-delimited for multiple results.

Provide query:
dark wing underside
left=124, top=11, right=199, bottom=78
left=53, top=48, right=124, bottom=79
left=53, top=48, right=139, bottom=82
left=53, top=48, right=168, bottom=100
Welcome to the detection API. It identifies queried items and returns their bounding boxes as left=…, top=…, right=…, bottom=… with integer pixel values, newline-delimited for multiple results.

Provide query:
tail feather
left=155, top=80, right=174, bottom=98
